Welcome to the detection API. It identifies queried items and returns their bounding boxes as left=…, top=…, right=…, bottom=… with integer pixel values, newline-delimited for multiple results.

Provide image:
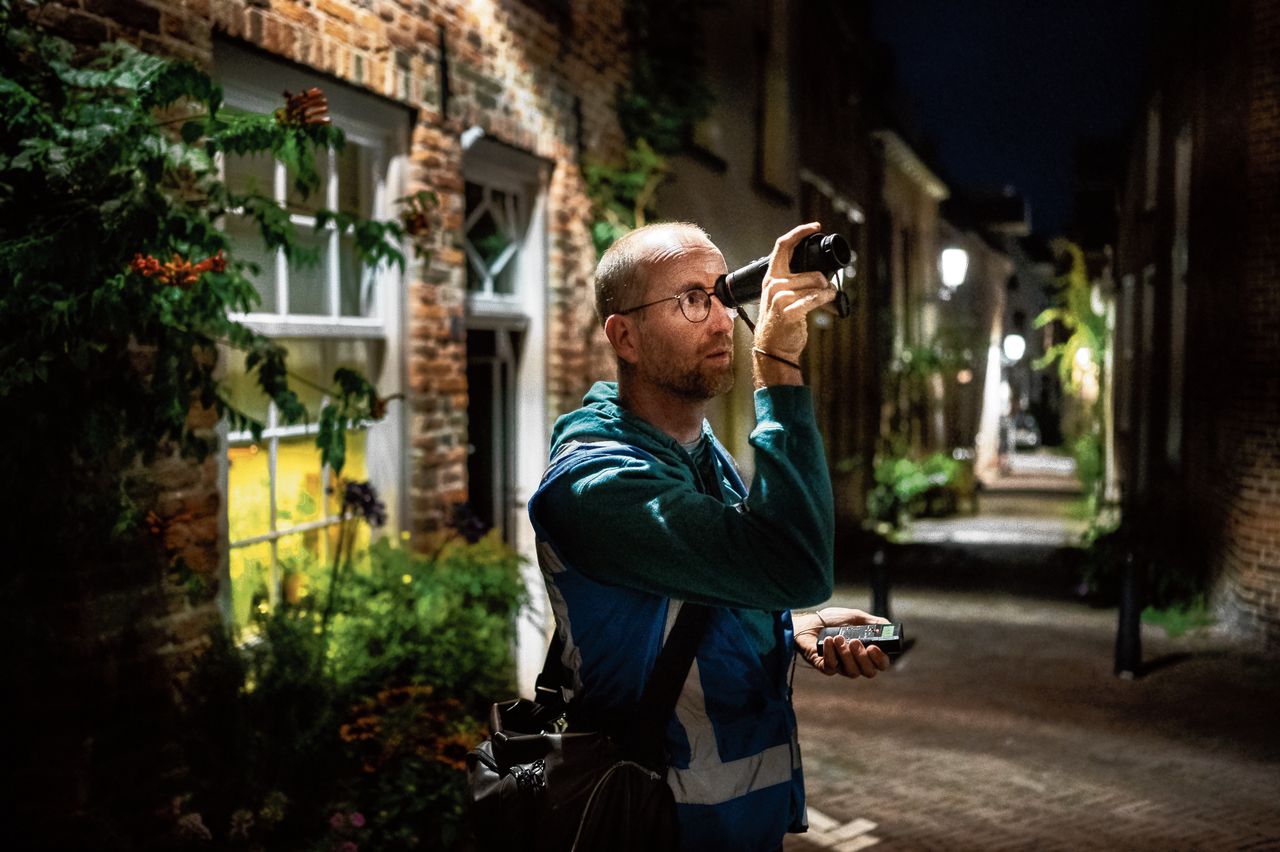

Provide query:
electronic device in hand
left=818, top=622, right=905, bottom=659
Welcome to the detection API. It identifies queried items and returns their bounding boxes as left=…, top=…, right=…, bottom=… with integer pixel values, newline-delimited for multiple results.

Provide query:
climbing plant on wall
left=0, top=3, right=414, bottom=568
left=584, top=0, right=715, bottom=255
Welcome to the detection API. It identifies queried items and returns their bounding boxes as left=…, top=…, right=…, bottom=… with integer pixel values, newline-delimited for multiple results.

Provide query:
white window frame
left=219, top=79, right=400, bottom=338
left=214, top=42, right=410, bottom=620
left=464, top=151, right=538, bottom=321
left=462, top=136, right=550, bottom=698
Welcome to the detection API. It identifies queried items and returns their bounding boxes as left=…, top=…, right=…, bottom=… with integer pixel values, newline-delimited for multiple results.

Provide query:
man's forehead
left=638, top=230, right=726, bottom=285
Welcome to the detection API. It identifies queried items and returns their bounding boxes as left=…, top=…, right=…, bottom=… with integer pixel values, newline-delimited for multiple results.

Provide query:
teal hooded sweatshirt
left=528, top=381, right=834, bottom=850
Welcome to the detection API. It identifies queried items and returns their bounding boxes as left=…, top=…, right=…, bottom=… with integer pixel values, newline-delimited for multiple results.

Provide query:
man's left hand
left=794, top=607, right=891, bottom=678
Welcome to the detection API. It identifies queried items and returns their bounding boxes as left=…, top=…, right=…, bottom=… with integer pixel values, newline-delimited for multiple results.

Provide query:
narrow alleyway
left=788, top=456, right=1280, bottom=851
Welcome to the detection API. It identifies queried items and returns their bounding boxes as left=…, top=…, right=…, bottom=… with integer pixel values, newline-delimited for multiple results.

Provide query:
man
left=528, top=222, right=890, bottom=850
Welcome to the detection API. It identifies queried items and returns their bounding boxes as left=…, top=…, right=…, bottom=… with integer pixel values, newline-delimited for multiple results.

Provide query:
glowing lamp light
left=1003, top=333, right=1026, bottom=362
left=940, top=247, right=969, bottom=288
left=1091, top=286, right=1106, bottom=316
left=1074, top=346, right=1093, bottom=370
left=956, top=368, right=974, bottom=385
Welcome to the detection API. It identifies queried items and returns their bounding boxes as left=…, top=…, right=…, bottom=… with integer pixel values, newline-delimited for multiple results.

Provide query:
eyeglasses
left=614, top=288, right=738, bottom=323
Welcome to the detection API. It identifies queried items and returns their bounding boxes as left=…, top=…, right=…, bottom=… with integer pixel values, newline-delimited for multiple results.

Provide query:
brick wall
left=1114, top=0, right=1280, bottom=650
left=1218, top=0, right=1280, bottom=646
left=38, top=0, right=625, bottom=530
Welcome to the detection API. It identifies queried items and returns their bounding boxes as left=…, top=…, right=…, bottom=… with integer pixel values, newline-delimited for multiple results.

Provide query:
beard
left=638, top=345, right=735, bottom=401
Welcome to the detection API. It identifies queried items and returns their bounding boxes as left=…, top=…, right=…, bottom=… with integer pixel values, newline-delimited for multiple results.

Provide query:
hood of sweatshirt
left=548, top=381, right=708, bottom=465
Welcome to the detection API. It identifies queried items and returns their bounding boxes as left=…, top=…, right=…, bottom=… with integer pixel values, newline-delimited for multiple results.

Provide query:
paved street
left=786, top=588, right=1280, bottom=851
left=785, top=464, right=1280, bottom=851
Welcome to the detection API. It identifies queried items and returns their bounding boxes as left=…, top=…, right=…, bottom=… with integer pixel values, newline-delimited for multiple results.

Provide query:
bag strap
left=536, top=602, right=710, bottom=712
left=534, top=632, right=569, bottom=711
left=634, top=602, right=710, bottom=729
left=619, top=602, right=712, bottom=770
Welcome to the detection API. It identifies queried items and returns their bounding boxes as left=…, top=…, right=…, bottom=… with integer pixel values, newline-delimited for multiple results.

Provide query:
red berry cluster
left=129, top=251, right=227, bottom=288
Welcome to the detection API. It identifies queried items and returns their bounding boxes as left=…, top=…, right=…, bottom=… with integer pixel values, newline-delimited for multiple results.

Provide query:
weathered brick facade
left=23, top=0, right=629, bottom=832
left=1113, top=0, right=1280, bottom=649
left=51, top=0, right=624, bottom=582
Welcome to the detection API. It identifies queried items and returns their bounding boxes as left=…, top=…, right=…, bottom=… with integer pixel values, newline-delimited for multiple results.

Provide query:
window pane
left=325, top=517, right=372, bottom=573
left=337, top=143, right=371, bottom=216
left=276, top=338, right=330, bottom=418
left=464, top=182, right=520, bottom=295
left=225, top=152, right=275, bottom=199
left=228, top=541, right=272, bottom=630
left=325, top=429, right=370, bottom=517
left=225, top=214, right=278, bottom=313
left=287, top=149, right=330, bottom=215
left=277, top=536, right=325, bottom=604
left=221, top=348, right=272, bottom=426
left=275, top=435, right=325, bottom=532
left=469, top=208, right=511, bottom=267
left=227, top=442, right=271, bottom=542
left=338, top=230, right=370, bottom=317
left=288, top=224, right=331, bottom=315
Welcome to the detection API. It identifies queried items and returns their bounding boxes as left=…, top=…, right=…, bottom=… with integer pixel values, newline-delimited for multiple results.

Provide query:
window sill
left=465, top=294, right=530, bottom=330
left=232, top=314, right=387, bottom=338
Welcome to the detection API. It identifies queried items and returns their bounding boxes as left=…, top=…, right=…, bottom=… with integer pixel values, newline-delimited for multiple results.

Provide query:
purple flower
left=349, top=812, right=366, bottom=828
left=330, top=811, right=347, bottom=831
left=343, top=481, right=387, bottom=527
left=449, top=502, right=487, bottom=544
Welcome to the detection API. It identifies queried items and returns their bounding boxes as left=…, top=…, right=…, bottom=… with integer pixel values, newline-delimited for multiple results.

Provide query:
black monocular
left=713, top=232, right=853, bottom=321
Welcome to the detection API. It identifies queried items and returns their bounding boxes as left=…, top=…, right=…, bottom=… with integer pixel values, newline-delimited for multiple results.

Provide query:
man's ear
left=604, top=313, right=641, bottom=367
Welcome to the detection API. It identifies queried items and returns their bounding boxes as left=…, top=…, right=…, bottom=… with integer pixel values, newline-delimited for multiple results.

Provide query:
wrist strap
left=751, top=346, right=802, bottom=372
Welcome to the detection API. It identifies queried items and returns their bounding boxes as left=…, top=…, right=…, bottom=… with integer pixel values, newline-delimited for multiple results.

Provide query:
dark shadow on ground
left=838, top=540, right=1086, bottom=602
left=1138, top=651, right=1194, bottom=677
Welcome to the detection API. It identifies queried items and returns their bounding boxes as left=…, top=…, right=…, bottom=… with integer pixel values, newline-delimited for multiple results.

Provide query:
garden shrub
left=866, top=450, right=962, bottom=532
left=179, top=534, right=525, bottom=851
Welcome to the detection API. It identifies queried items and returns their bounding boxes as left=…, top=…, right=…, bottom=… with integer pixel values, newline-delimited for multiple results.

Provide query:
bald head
left=593, top=222, right=717, bottom=326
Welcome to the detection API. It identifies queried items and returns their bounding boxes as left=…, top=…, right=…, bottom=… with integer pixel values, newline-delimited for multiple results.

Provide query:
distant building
left=935, top=215, right=1012, bottom=482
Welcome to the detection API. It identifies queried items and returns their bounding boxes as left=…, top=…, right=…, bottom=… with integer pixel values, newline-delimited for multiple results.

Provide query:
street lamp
left=939, top=247, right=968, bottom=289
left=1002, top=333, right=1026, bottom=362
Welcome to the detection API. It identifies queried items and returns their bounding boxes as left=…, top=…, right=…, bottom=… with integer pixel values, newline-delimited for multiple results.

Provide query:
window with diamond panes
left=464, top=180, right=523, bottom=297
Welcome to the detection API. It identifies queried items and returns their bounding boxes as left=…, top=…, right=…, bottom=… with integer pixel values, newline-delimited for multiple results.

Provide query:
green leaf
left=180, top=119, right=204, bottom=144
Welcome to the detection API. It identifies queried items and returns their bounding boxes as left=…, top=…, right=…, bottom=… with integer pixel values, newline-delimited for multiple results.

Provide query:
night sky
left=871, top=0, right=1150, bottom=236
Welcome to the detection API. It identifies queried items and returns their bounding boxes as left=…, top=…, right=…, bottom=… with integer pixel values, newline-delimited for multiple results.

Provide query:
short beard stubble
left=637, top=344, right=735, bottom=401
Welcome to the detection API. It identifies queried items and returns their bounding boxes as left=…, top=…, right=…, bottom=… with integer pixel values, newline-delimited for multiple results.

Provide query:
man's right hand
left=751, top=222, right=838, bottom=387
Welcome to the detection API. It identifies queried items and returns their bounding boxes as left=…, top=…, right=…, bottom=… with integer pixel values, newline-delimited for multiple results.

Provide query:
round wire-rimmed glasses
left=614, top=288, right=738, bottom=323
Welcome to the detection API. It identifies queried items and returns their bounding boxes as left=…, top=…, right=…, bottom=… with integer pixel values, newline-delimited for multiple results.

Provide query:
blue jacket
left=528, top=381, right=834, bottom=850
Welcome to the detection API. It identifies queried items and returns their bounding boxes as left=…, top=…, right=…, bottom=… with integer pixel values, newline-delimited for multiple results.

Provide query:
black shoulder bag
left=466, top=603, right=710, bottom=852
